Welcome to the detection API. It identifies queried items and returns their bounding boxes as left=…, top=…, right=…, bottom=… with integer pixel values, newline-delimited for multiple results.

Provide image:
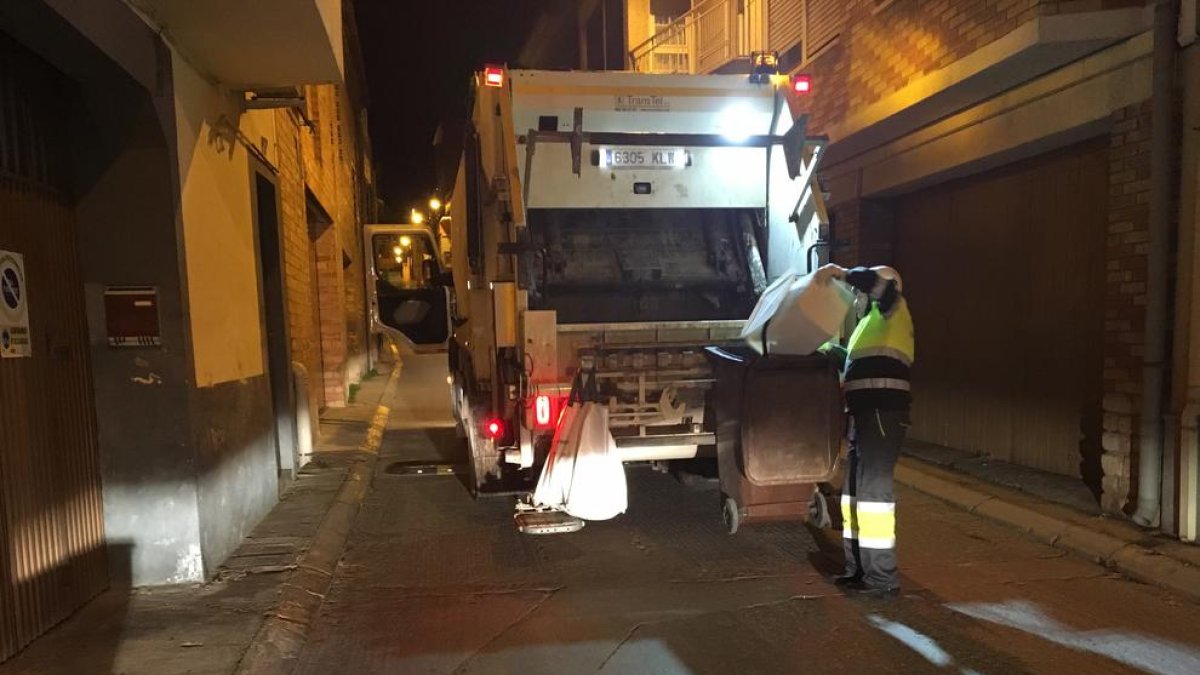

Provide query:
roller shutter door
left=893, top=140, right=1107, bottom=477
left=768, top=0, right=804, bottom=51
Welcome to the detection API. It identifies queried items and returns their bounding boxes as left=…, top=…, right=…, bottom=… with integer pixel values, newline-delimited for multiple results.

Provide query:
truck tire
left=463, top=401, right=504, bottom=496
left=450, top=377, right=467, bottom=439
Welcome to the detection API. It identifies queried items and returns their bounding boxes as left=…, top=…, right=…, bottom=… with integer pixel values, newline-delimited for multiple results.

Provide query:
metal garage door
left=0, top=34, right=107, bottom=661
left=894, top=140, right=1107, bottom=478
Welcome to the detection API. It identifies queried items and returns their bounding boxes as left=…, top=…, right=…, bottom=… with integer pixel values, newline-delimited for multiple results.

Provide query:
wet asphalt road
left=294, top=355, right=1200, bottom=675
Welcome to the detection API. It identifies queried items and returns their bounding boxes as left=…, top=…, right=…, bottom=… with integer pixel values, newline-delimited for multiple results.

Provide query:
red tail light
left=535, top=395, right=552, bottom=427
left=483, top=418, right=505, bottom=439
left=484, top=66, right=504, bottom=88
left=792, top=74, right=812, bottom=94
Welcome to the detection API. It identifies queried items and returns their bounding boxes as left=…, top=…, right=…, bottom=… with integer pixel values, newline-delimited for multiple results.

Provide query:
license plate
left=600, top=147, right=686, bottom=169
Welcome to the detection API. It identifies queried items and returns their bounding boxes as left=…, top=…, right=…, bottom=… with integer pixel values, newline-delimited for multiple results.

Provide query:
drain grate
left=384, top=462, right=459, bottom=476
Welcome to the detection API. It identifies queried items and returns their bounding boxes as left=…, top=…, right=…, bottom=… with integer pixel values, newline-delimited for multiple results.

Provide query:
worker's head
left=869, top=266, right=903, bottom=294
left=849, top=266, right=903, bottom=318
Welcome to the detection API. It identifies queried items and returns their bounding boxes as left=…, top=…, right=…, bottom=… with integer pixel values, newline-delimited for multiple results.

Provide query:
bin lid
left=704, top=345, right=756, bottom=365
left=705, top=345, right=836, bottom=370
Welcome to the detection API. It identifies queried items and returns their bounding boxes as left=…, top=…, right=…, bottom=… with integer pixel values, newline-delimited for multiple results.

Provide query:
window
left=374, top=234, right=438, bottom=290
left=649, top=12, right=690, bottom=73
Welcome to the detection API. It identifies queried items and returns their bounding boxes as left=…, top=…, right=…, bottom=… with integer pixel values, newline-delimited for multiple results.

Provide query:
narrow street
left=294, top=356, right=1200, bottom=675
left=7, top=2, right=1200, bottom=673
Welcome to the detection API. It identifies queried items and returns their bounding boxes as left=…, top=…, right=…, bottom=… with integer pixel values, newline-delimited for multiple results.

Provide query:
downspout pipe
left=1133, top=0, right=1181, bottom=527
left=1180, top=389, right=1200, bottom=541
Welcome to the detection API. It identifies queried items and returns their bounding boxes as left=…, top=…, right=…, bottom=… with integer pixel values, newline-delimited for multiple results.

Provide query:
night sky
left=353, top=1, right=553, bottom=220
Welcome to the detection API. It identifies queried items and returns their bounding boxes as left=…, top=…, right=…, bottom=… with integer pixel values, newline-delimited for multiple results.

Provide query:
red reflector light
left=535, top=395, right=552, bottom=427
left=484, top=418, right=505, bottom=439
left=792, top=74, right=812, bottom=94
left=484, top=66, right=504, bottom=88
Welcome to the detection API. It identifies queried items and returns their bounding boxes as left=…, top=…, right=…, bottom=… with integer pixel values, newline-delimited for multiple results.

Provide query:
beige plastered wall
left=172, top=48, right=279, bottom=387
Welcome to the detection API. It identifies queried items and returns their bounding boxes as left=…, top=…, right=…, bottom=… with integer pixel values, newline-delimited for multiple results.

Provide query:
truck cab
left=364, top=223, right=452, bottom=355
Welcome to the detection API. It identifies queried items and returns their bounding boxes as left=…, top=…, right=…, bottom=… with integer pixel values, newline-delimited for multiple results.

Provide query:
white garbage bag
left=532, top=402, right=627, bottom=521
left=531, top=403, right=583, bottom=510
left=740, top=271, right=854, bottom=356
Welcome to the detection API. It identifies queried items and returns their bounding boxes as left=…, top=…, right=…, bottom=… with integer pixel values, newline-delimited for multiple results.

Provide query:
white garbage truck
left=368, top=63, right=842, bottom=532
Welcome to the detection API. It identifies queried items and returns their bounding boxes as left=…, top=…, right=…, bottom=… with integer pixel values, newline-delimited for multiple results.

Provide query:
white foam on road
left=866, top=614, right=953, bottom=667
left=948, top=599, right=1200, bottom=675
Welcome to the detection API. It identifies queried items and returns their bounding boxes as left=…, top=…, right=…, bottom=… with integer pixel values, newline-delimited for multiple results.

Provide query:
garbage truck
left=368, top=63, right=842, bottom=533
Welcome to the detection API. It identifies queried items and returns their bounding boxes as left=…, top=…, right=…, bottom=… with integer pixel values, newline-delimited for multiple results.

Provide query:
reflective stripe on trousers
left=842, top=408, right=907, bottom=589
left=841, top=495, right=896, bottom=550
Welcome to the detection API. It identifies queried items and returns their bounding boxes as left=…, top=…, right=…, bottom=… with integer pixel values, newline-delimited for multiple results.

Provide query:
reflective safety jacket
left=843, top=269, right=914, bottom=411
left=847, top=300, right=914, bottom=366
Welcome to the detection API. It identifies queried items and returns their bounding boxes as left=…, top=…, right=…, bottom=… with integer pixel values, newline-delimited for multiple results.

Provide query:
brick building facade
left=0, top=0, right=378, bottom=658
left=275, top=80, right=372, bottom=419
left=626, top=0, right=1200, bottom=532
left=786, top=0, right=1153, bottom=514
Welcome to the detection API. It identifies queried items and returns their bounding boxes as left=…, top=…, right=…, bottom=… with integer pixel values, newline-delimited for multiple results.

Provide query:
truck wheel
left=451, top=379, right=467, bottom=439
left=722, top=495, right=740, bottom=535
left=463, top=402, right=503, bottom=497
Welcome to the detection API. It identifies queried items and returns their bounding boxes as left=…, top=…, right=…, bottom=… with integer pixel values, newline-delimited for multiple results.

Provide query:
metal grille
left=0, top=37, right=107, bottom=662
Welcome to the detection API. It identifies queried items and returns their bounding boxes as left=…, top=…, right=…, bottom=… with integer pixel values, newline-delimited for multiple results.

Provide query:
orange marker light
left=484, top=418, right=505, bottom=439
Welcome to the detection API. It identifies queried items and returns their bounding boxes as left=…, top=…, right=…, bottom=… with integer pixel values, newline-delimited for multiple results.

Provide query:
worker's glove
left=813, top=263, right=847, bottom=286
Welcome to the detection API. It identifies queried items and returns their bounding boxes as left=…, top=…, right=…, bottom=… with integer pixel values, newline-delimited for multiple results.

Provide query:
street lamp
left=429, top=197, right=442, bottom=212
left=411, top=209, right=425, bottom=225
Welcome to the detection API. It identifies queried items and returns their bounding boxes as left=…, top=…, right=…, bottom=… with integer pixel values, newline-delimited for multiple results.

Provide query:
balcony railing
left=629, top=0, right=765, bottom=75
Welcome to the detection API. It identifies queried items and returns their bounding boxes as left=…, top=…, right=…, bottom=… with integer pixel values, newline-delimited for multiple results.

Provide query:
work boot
left=842, top=580, right=900, bottom=599
left=832, top=573, right=863, bottom=587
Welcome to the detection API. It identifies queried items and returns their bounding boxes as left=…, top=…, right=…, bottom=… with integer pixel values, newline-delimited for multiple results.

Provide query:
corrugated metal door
left=894, top=140, right=1107, bottom=477
left=768, top=0, right=804, bottom=51
left=0, top=35, right=107, bottom=661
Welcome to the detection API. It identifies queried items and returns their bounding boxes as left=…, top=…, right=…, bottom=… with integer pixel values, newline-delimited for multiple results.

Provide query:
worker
left=815, top=263, right=914, bottom=598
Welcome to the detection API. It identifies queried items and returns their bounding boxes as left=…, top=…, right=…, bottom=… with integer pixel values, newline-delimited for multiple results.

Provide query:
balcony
left=629, top=0, right=763, bottom=75
left=127, top=0, right=344, bottom=87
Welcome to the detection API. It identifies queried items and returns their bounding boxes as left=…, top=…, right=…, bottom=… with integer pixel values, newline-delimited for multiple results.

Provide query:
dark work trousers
left=841, top=408, right=909, bottom=589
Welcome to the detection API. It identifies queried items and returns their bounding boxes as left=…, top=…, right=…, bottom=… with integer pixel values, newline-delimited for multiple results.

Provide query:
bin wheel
left=808, top=490, right=832, bottom=529
left=722, top=495, right=740, bottom=535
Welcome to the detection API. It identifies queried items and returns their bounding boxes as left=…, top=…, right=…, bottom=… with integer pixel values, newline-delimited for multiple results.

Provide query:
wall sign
left=0, top=250, right=30, bottom=358
left=104, top=287, right=162, bottom=347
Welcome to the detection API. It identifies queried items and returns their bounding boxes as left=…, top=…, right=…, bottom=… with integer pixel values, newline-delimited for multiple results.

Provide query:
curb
left=234, top=363, right=402, bottom=675
left=895, top=458, right=1200, bottom=602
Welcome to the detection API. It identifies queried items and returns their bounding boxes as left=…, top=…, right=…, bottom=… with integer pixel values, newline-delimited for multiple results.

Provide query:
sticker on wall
left=0, top=250, right=30, bottom=358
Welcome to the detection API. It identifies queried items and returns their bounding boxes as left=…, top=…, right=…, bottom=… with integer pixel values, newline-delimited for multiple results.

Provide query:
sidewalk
left=896, top=441, right=1200, bottom=602
left=0, top=365, right=398, bottom=675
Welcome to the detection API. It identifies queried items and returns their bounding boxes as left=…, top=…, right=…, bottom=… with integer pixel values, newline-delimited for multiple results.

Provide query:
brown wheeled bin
left=705, top=346, right=842, bottom=534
